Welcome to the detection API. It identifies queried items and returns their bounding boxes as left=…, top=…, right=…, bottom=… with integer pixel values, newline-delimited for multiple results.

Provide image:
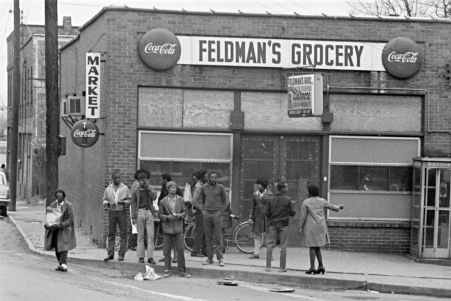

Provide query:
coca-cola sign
left=382, top=37, right=423, bottom=79
left=138, top=28, right=181, bottom=71
left=71, top=120, right=100, bottom=148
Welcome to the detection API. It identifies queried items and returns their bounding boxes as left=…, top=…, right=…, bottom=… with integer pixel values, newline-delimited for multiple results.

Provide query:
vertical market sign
left=86, top=53, right=101, bottom=118
left=287, top=74, right=314, bottom=117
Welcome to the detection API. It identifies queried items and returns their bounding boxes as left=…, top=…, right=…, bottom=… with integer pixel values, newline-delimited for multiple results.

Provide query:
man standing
left=131, top=172, right=158, bottom=264
left=103, top=170, right=131, bottom=262
left=129, top=169, right=151, bottom=251
left=265, top=181, right=295, bottom=273
left=248, top=177, right=272, bottom=259
left=157, top=173, right=183, bottom=263
left=198, top=172, right=228, bottom=267
left=191, top=170, right=208, bottom=257
left=159, top=181, right=191, bottom=278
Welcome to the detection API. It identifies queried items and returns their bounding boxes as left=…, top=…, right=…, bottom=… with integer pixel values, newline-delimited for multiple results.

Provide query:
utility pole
left=9, top=0, right=20, bottom=211
left=45, top=0, right=59, bottom=206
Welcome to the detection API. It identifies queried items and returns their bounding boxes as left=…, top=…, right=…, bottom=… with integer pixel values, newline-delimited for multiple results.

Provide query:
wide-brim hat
left=55, top=188, right=66, bottom=198
left=134, top=169, right=151, bottom=180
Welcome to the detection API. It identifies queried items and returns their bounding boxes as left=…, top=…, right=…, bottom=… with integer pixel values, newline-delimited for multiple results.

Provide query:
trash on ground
left=218, top=281, right=238, bottom=286
left=134, top=273, right=144, bottom=281
left=367, top=290, right=380, bottom=294
left=269, top=288, right=295, bottom=293
left=143, top=265, right=162, bottom=280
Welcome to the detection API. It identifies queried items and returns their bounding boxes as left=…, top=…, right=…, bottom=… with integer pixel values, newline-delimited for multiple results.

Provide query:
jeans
left=203, top=210, right=223, bottom=261
left=266, top=226, right=288, bottom=269
left=192, top=210, right=206, bottom=254
left=107, top=210, right=128, bottom=257
left=163, top=233, right=186, bottom=272
left=137, top=209, right=154, bottom=259
left=52, top=228, right=68, bottom=265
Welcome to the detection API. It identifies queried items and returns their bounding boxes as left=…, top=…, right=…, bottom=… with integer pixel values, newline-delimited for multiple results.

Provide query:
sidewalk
left=7, top=200, right=451, bottom=298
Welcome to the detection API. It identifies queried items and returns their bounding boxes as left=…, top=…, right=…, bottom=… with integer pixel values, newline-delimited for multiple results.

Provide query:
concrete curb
left=7, top=216, right=451, bottom=298
left=8, top=215, right=38, bottom=253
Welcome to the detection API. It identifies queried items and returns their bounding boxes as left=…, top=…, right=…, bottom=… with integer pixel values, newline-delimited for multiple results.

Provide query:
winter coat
left=159, top=195, right=186, bottom=234
left=298, top=197, right=340, bottom=247
left=44, top=199, right=77, bottom=252
left=249, top=189, right=272, bottom=234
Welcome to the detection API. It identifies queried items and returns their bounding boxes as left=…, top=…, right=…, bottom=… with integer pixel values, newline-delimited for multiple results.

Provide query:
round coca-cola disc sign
left=71, top=120, right=100, bottom=148
left=138, top=28, right=181, bottom=71
left=382, top=37, right=423, bottom=79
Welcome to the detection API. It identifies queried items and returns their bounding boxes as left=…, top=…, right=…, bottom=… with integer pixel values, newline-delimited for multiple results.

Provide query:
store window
left=330, top=165, right=412, bottom=192
left=138, top=131, right=232, bottom=189
left=329, top=136, right=420, bottom=220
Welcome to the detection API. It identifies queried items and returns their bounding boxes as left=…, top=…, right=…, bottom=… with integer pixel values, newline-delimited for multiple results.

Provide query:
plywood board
left=138, top=88, right=183, bottom=128
left=242, top=92, right=322, bottom=132
left=330, top=94, right=421, bottom=133
left=183, top=90, right=234, bottom=129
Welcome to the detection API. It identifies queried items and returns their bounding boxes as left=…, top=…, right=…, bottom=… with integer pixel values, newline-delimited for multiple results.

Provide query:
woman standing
left=44, top=189, right=77, bottom=272
left=248, top=177, right=272, bottom=259
left=298, top=184, right=344, bottom=275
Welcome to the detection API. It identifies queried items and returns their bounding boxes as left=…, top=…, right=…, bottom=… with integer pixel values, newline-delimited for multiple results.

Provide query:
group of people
left=247, top=178, right=344, bottom=274
left=43, top=168, right=344, bottom=277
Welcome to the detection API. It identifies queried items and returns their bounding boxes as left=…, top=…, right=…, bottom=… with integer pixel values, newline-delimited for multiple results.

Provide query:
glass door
left=423, top=168, right=451, bottom=258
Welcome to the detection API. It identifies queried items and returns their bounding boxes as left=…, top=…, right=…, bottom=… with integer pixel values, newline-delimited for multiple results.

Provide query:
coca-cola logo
left=73, top=129, right=97, bottom=138
left=382, top=37, right=423, bottom=79
left=144, top=43, right=177, bottom=54
left=71, top=120, right=100, bottom=148
left=138, top=28, right=181, bottom=71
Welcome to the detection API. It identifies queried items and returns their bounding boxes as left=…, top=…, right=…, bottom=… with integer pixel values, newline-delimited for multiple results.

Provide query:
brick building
left=6, top=17, right=78, bottom=199
left=58, top=7, right=451, bottom=258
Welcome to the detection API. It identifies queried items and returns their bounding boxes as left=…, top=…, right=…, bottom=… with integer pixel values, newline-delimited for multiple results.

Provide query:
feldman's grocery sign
left=177, top=36, right=385, bottom=71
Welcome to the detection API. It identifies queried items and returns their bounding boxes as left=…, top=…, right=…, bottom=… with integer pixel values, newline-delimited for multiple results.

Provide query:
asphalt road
left=0, top=217, right=443, bottom=301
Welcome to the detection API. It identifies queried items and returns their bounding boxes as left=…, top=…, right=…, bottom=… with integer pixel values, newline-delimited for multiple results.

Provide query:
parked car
left=0, top=171, right=10, bottom=216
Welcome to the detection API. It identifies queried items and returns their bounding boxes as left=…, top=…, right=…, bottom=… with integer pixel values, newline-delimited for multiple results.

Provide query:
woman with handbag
left=44, top=189, right=77, bottom=272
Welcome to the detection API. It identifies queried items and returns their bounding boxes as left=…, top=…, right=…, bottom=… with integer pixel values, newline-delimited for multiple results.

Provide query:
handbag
left=45, top=206, right=62, bottom=226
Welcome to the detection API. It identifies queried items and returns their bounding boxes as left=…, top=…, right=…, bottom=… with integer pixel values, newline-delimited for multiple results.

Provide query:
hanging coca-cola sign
left=138, top=28, right=181, bottom=71
left=382, top=37, right=423, bottom=79
left=71, top=120, right=100, bottom=148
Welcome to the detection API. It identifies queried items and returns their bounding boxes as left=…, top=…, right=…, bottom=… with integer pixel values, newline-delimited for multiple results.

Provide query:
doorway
left=239, top=135, right=321, bottom=218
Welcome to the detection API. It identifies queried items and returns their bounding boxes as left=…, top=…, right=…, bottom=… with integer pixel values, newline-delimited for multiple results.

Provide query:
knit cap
left=166, top=181, right=177, bottom=189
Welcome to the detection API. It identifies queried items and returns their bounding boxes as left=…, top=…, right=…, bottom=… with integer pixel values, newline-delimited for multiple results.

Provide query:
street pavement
left=5, top=200, right=451, bottom=298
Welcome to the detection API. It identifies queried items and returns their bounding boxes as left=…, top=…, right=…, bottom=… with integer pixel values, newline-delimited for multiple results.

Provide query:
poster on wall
left=287, top=74, right=314, bottom=117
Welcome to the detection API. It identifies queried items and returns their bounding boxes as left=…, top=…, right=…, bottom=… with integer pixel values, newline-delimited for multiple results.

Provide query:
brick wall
left=327, top=221, right=411, bottom=253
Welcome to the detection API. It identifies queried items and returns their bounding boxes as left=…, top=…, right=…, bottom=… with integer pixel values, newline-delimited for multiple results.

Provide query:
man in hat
left=44, top=189, right=76, bottom=272
left=159, top=181, right=191, bottom=278
left=129, top=169, right=151, bottom=251
left=103, top=169, right=132, bottom=262
left=157, top=173, right=183, bottom=263
left=131, top=171, right=158, bottom=264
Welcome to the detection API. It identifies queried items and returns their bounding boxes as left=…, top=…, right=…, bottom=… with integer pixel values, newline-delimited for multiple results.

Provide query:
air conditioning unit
left=61, top=98, right=68, bottom=117
left=67, top=96, right=86, bottom=116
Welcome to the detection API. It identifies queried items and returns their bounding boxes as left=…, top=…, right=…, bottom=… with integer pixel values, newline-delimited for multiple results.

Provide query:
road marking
left=104, top=280, right=208, bottom=301
left=238, top=282, right=325, bottom=301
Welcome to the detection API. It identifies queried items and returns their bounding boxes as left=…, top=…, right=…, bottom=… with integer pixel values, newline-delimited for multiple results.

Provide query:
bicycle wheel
left=184, top=223, right=196, bottom=252
left=234, top=222, right=259, bottom=254
left=154, top=222, right=163, bottom=250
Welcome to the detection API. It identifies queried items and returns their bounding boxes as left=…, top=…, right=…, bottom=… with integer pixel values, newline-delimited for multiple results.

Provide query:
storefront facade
left=59, top=7, right=451, bottom=255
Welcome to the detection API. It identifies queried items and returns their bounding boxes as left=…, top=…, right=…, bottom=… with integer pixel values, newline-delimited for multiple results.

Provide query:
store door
left=423, top=168, right=451, bottom=258
left=239, top=135, right=321, bottom=220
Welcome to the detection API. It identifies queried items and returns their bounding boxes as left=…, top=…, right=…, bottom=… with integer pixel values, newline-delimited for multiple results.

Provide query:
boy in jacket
left=159, top=181, right=191, bottom=278
left=264, top=181, right=295, bottom=273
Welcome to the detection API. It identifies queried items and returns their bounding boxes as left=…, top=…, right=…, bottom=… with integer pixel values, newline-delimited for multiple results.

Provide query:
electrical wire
left=252, top=0, right=283, bottom=14
left=0, top=1, right=13, bottom=55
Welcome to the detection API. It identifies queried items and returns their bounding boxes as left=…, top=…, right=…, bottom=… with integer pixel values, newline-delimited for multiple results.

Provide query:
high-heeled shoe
left=315, top=267, right=326, bottom=275
left=305, top=268, right=316, bottom=274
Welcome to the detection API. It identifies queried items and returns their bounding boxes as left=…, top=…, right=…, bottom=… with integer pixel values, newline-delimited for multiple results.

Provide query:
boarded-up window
left=330, top=94, right=422, bottom=133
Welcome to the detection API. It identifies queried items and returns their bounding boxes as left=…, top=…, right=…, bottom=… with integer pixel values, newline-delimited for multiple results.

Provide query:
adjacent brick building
left=6, top=17, right=78, bottom=200
left=58, top=7, right=451, bottom=258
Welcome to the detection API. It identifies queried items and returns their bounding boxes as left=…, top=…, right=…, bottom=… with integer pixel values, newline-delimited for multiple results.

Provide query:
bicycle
left=183, top=215, right=264, bottom=254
